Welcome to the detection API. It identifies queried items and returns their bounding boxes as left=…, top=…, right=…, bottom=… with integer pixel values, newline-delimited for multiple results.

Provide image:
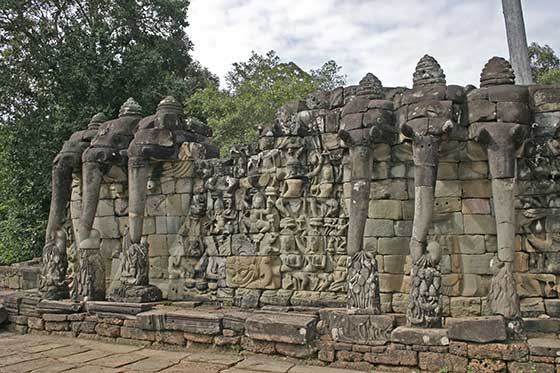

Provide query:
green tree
left=185, top=50, right=346, bottom=152
left=311, top=60, right=347, bottom=91
left=0, top=0, right=217, bottom=264
left=529, top=42, right=560, bottom=84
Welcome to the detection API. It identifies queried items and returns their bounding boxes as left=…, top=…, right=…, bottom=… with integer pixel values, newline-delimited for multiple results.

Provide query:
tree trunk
left=502, top=0, right=534, bottom=85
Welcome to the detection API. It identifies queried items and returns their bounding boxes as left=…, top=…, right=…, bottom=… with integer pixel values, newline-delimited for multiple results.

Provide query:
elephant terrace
left=2, top=55, right=560, bottom=373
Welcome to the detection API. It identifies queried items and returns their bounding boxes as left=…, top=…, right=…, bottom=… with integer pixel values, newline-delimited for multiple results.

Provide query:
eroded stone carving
left=470, top=57, right=528, bottom=324
left=400, top=55, right=463, bottom=327
left=338, top=73, right=394, bottom=314
left=226, top=256, right=281, bottom=289
left=40, top=112, right=106, bottom=300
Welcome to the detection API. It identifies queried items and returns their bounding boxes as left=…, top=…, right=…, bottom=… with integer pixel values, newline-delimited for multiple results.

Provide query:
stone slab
left=528, top=338, right=560, bottom=357
left=447, top=316, right=506, bottom=343
left=245, top=312, right=317, bottom=345
left=164, top=310, right=223, bottom=335
left=391, top=326, right=449, bottom=346
left=86, top=301, right=154, bottom=315
left=37, top=300, right=84, bottom=314
left=319, top=309, right=395, bottom=346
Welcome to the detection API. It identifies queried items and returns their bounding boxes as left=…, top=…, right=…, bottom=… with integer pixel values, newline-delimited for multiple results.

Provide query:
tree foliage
left=185, top=51, right=346, bottom=153
left=0, top=0, right=217, bottom=264
left=529, top=42, right=560, bottom=84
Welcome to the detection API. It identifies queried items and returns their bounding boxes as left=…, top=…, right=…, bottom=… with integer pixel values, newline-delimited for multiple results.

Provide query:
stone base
left=108, top=285, right=163, bottom=303
left=3, top=291, right=560, bottom=372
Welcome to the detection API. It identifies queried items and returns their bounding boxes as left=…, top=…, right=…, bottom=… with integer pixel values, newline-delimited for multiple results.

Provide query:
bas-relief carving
left=226, top=256, right=281, bottom=289
left=38, top=52, right=560, bottom=334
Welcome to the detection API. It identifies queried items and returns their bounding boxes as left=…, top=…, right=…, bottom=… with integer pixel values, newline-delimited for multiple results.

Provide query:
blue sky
left=188, top=0, right=559, bottom=88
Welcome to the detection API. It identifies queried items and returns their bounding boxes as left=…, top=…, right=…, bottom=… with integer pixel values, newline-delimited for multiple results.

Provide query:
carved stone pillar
left=470, top=57, right=528, bottom=330
left=73, top=98, right=143, bottom=301
left=400, top=55, right=463, bottom=328
left=40, top=112, right=106, bottom=300
left=339, top=73, right=394, bottom=314
left=111, top=97, right=217, bottom=302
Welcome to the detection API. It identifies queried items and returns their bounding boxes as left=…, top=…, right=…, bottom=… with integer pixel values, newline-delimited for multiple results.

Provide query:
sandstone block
left=45, top=321, right=70, bottom=331
left=275, top=342, right=318, bottom=358
left=368, top=200, right=402, bottom=220
left=377, top=237, right=409, bottom=255
left=95, top=322, right=120, bottom=337
left=433, top=197, right=461, bottom=214
left=508, top=362, right=554, bottom=373
left=394, top=221, right=413, bottom=237
left=528, top=338, right=560, bottom=357
left=462, top=179, right=492, bottom=198
left=27, top=317, right=44, bottom=330
left=121, top=326, right=156, bottom=341
left=391, top=326, right=449, bottom=346
left=451, top=253, right=493, bottom=275
left=464, top=215, right=496, bottom=235
left=419, top=351, right=467, bottom=372
left=437, top=162, right=458, bottom=179
left=449, top=297, right=482, bottom=317
left=462, top=199, right=491, bottom=215
left=245, top=313, right=317, bottom=345
left=430, top=212, right=464, bottom=235
left=364, top=219, right=394, bottom=237
left=435, top=180, right=461, bottom=197
left=364, top=347, right=417, bottom=366
left=447, top=316, right=506, bottom=343
left=164, top=311, right=222, bottom=335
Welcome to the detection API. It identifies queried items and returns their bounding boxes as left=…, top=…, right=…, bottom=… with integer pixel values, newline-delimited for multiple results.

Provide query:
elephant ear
left=511, top=124, right=526, bottom=147
left=475, top=127, right=492, bottom=146
left=400, top=123, right=415, bottom=139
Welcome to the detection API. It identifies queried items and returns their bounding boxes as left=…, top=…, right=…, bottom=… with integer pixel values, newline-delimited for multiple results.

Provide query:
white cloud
left=187, top=0, right=560, bottom=88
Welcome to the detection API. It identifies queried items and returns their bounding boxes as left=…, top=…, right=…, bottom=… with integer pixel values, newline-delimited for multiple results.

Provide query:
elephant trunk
left=347, top=145, right=372, bottom=256
left=128, top=157, right=149, bottom=244
left=45, top=157, right=74, bottom=241
left=78, top=161, right=103, bottom=244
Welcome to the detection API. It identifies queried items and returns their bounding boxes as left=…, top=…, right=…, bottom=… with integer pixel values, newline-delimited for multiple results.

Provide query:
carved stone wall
left=58, top=63, right=560, bottom=318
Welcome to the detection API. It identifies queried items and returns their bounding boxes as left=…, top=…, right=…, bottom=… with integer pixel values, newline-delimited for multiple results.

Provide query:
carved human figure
left=40, top=112, right=106, bottom=300
left=338, top=73, right=394, bottom=314
left=471, top=57, right=528, bottom=325
left=400, top=55, right=461, bottom=327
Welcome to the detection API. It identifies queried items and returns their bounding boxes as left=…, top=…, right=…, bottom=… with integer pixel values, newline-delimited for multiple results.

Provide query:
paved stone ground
left=0, top=332, right=368, bottom=373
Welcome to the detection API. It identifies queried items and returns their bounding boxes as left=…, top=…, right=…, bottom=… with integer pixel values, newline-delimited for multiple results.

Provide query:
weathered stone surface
left=275, top=342, right=318, bottom=358
left=364, top=219, right=394, bottom=237
left=508, top=362, right=554, bottom=373
left=164, top=310, right=222, bottom=335
left=245, top=312, right=317, bottom=345
left=320, top=310, right=395, bottom=346
left=121, top=326, right=156, bottom=341
left=528, top=338, right=560, bottom=357
left=418, top=351, right=467, bottom=372
left=0, top=304, right=7, bottom=325
left=447, top=316, right=506, bottom=343
left=364, top=347, right=417, bottom=366
left=226, top=256, right=281, bottom=289
left=391, top=326, right=449, bottom=346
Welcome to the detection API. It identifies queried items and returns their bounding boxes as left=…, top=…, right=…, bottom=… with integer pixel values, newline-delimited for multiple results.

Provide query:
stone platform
left=0, top=332, right=362, bottom=373
left=3, top=292, right=560, bottom=372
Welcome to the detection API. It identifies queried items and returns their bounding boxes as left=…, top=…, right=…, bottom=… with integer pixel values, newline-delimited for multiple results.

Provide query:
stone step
left=528, top=338, right=560, bottom=357
left=245, top=312, right=318, bottom=345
